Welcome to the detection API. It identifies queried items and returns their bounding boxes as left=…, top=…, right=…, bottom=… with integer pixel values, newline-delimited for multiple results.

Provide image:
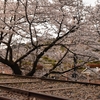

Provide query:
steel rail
left=0, top=96, right=14, bottom=100
left=0, top=80, right=40, bottom=84
left=0, top=85, right=67, bottom=100
left=1, top=73, right=100, bottom=86
left=41, top=77, right=100, bottom=86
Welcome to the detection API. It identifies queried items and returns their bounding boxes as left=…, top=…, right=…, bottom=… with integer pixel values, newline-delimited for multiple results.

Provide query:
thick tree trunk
left=0, top=57, right=22, bottom=75
left=26, top=69, right=35, bottom=76
left=26, top=61, right=37, bottom=76
left=10, top=63, right=22, bottom=75
left=26, top=64, right=43, bottom=76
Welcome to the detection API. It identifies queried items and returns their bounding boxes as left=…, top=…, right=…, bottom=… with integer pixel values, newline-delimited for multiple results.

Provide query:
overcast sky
left=83, top=0, right=97, bottom=6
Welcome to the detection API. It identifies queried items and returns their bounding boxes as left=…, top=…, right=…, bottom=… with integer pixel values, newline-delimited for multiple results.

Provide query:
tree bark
left=0, top=57, right=22, bottom=75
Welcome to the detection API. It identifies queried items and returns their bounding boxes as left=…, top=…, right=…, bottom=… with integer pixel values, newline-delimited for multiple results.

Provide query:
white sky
left=48, top=0, right=97, bottom=6
left=83, top=0, right=97, bottom=6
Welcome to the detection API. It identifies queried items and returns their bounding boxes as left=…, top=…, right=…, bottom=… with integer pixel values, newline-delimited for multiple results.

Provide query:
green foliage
left=77, top=67, right=85, bottom=72
left=42, top=56, right=56, bottom=66
left=88, top=61, right=100, bottom=64
left=60, top=46, right=66, bottom=52
left=78, top=60, right=83, bottom=63
left=21, top=60, right=32, bottom=66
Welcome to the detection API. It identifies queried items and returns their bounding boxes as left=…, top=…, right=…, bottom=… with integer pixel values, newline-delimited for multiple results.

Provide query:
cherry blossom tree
left=0, top=0, right=86, bottom=76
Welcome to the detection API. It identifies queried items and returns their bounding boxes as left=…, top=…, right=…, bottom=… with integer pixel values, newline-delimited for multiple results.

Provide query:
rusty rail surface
left=0, top=85, right=67, bottom=100
left=0, top=96, right=13, bottom=100
left=41, top=77, right=100, bottom=86
left=0, top=73, right=100, bottom=86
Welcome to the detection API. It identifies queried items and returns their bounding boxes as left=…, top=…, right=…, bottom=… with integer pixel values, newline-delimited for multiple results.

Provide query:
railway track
left=0, top=85, right=66, bottom=100
left=0, top=74, right=100, bottom=100
left=0, top=96, right=14, bottom=100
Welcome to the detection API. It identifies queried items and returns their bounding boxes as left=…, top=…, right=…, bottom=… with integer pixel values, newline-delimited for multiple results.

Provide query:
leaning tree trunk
left=26, top=56, right=39, bottom=76
left=26, top=63, right=37, bottom=76
left=0, top=57, right=22, bottom=75
left=9, top=62, right=22, bottom=75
